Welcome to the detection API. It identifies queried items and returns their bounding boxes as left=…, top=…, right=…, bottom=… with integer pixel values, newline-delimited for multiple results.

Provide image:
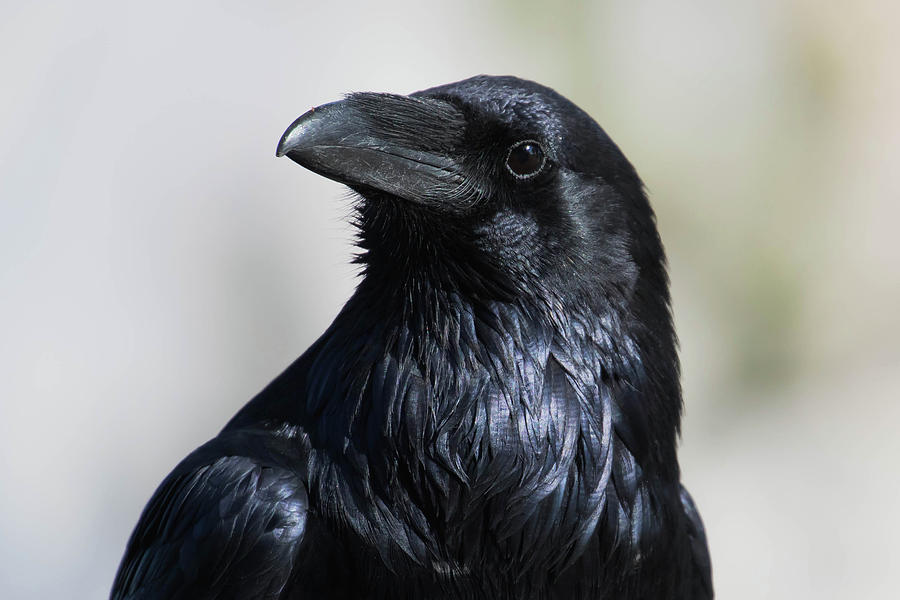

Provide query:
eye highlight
left=505, top=140, right=546, bottom=179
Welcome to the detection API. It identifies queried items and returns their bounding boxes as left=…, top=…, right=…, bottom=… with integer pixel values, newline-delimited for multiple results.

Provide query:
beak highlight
left=276, top=101, right=351, bottom=159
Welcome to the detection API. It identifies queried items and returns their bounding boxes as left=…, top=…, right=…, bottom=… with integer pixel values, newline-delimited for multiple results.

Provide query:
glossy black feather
left=111, top=432, right=309, bottom=599
left=112, top=75, right=712, bottom=599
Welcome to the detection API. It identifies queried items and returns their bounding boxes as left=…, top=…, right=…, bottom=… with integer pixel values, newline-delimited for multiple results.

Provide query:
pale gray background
left=2, top=1, right=898, bottom=598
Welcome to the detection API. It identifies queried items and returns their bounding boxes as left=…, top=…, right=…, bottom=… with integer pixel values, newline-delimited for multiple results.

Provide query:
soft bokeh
left=1, top=1, right=897, bottom=598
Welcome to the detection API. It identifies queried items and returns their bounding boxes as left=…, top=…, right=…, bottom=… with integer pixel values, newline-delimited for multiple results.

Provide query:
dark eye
left=505, top=140, right=546, bottom=179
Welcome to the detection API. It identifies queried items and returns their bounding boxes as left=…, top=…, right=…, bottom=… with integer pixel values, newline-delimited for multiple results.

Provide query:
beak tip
left=275, top=134, right=290, bottom=158
left=277, top=106, right=323, bottom=160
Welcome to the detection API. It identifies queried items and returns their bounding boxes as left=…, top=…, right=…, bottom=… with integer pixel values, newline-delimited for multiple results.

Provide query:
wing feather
left=680, top=485, right=713, bottom=599
left=111, top=442, right=308, bottom=600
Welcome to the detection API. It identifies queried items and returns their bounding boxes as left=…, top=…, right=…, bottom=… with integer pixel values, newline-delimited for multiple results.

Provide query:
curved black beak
left=276, top=94, right=469, bottom=205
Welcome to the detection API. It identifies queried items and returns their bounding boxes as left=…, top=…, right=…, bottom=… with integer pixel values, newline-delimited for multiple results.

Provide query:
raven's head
left=278, top=75, right=668, bottom=329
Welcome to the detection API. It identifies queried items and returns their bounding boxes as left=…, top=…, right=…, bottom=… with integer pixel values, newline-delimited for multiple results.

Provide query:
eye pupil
left=506, top=141, right=545, bottom=178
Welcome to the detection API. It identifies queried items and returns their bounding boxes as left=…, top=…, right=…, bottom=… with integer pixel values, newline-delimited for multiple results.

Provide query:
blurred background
left=1, top=0, right=898, bottom=598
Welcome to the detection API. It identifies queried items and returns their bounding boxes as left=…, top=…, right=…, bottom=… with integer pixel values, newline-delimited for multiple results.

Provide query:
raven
left=111, top=75, right=712, bottom=599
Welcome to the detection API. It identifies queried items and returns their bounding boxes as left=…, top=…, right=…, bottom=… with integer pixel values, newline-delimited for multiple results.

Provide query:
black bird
left=111, top=75, right=712, bottom=599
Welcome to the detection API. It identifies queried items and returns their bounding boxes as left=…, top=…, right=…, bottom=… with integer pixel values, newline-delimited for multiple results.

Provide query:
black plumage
left=111, top=75, right=712, bottom=599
